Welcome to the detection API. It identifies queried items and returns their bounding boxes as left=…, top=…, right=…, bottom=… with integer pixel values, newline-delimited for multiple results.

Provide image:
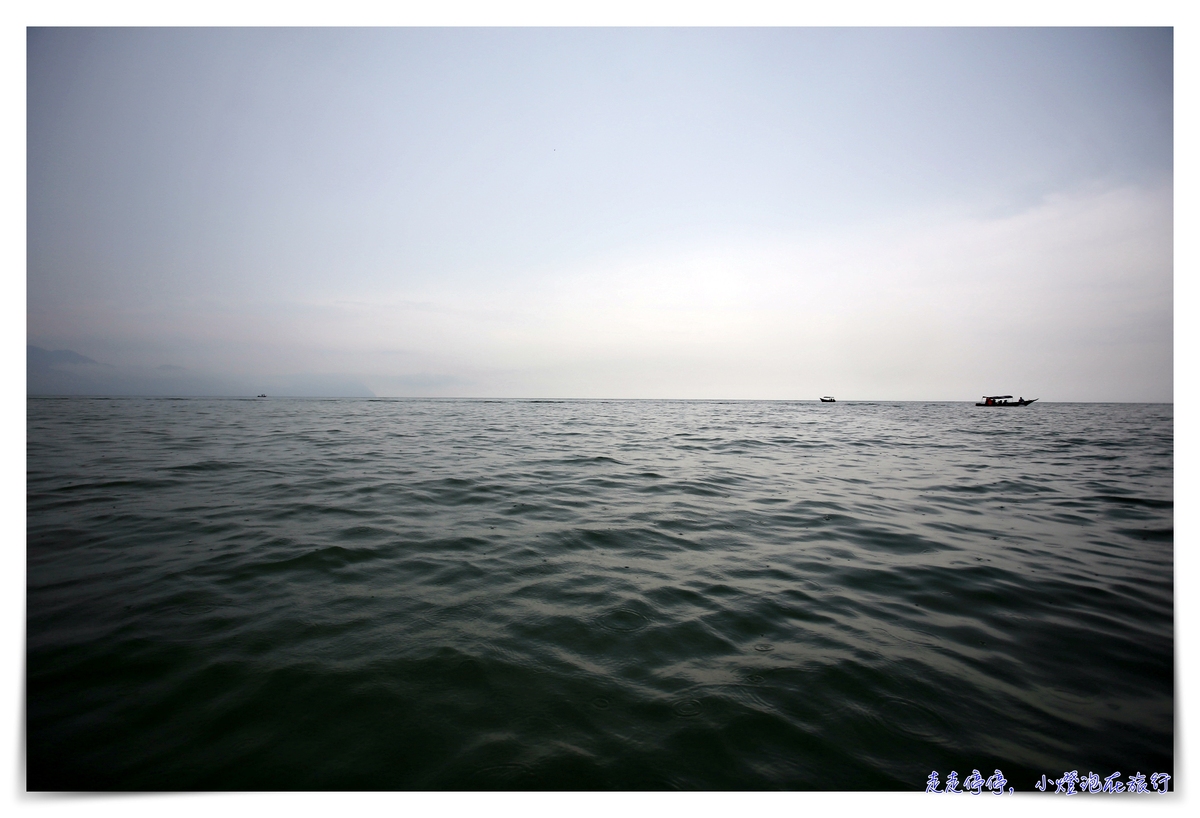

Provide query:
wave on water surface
left=26, top=399, right=1173, bottom=790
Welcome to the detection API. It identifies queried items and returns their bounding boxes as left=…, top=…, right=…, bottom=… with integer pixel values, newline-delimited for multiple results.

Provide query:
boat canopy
left=982, top=395, right=1013, bottom=400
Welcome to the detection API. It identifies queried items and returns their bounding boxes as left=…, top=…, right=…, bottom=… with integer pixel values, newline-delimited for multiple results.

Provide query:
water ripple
left=27, top=398, right=1172, bottom=789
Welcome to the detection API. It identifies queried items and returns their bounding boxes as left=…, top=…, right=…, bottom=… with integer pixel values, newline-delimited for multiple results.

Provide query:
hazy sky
left=27, top=27, right=1173, bottom=400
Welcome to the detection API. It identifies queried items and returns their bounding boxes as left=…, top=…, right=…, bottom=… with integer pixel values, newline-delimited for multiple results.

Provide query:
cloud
left=25, top=29, right=1170, bottom=401
left=35, top=179, right=1161, bottom=400
left=32, top=181, right=1166, bottom=400
left=303, top=181, right=1166, bottom=400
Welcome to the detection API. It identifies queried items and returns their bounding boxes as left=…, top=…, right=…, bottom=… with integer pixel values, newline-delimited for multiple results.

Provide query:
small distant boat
left=820, top=396, right=836, bottom=402
left=257, top=394, right=267, bottom=398
left=975, top=395, right=1037, bottom=407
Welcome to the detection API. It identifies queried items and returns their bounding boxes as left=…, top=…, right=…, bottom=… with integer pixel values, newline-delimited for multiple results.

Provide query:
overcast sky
left=27, top=27, right=1173, bottom=400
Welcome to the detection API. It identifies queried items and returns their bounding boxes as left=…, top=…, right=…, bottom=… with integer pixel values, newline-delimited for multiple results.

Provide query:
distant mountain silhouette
left=27, top=344, right=375, bottom=397
left=28, top=345, right=100, bottom=367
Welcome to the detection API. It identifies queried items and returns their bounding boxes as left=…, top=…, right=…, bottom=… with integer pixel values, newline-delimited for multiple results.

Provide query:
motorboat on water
left=976, top=395, right=1037, bottom=407
left=820, top=396, right=836, bottom=402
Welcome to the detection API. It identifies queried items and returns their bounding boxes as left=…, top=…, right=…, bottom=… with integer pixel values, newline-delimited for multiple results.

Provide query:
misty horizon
left=27, top=28, right=1173, bottom=402
left=23, top=338, right=1159, bottom=403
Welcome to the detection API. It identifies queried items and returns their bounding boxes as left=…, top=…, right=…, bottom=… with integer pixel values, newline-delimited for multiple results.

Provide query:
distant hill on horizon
left=28, top=345, right=100, bottom=367
left=26, top=345, right=375, bottom=398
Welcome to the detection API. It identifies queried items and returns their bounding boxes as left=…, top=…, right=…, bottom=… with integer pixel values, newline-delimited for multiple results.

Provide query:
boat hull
left=975, top=399, right=1037, bottom=406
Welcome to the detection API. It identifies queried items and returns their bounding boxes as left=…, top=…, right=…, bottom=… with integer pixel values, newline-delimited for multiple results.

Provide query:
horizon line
left=25, top=394, right=1172, bottom=404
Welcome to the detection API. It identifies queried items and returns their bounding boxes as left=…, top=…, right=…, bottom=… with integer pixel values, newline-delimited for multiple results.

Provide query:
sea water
left=26, top=398, right=1173, bottom=790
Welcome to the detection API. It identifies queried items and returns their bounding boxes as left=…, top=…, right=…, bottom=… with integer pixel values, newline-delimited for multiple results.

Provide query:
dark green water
left=26, top=398, right=1173, bottom=790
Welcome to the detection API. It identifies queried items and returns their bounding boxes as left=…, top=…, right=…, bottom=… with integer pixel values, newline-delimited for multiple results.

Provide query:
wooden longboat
left=975, top=395, right=1037, bottom=407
